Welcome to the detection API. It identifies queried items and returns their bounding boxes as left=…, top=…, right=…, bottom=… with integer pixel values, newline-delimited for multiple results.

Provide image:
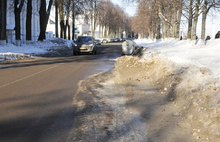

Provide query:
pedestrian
left=215, top=31, right=220, bottom=39
left=206, top=35, right=211, bottom=41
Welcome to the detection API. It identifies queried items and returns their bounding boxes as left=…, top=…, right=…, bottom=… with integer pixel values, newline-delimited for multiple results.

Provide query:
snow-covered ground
left=135, top=38, right=220, bottom=76
left=0, top=38, right=74, bottom=61
left=127, top=38, right=220, bottom=141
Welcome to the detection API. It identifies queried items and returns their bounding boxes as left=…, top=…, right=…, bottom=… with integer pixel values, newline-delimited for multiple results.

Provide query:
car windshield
left=76, top=37, right=93, bottom=43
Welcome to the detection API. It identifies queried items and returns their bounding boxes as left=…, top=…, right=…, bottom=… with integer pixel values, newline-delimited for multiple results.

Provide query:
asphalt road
left=0, top=42, right=122, bottom=142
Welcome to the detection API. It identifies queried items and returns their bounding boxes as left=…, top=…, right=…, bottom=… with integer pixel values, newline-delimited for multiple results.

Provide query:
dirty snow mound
left=112, top=52, right=220, bottom=141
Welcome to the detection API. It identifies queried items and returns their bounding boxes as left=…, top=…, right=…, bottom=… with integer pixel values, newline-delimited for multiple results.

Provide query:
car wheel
left=74, top=50, right=78, bottom=55
left=92, top=50, right=95, bottom=55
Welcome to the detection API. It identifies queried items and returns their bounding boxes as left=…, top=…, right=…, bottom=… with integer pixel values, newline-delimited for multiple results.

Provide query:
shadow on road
left=0, top=43, right=122, bottom=70
left=0, top=88, right=78, bottom=142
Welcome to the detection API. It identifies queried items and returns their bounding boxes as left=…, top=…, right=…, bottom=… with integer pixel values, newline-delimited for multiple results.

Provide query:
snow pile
left=135, top=38, right=220, bottom=76
left=111, top=47, right=220, bottom=141
left=0, top=38, right=74, bottom=61
left=100, top=38, right=220, bottom=141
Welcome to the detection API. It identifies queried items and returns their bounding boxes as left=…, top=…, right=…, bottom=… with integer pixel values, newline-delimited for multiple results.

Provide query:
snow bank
left=135, top=39, right=220, bottom=76
left=0, top=38, right=74, bottom=61
left=112, top=52, right=220, bottom=141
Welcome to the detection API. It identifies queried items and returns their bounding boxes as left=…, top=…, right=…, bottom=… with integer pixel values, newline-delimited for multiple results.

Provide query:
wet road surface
left=0, top=42, right=122, bottom=142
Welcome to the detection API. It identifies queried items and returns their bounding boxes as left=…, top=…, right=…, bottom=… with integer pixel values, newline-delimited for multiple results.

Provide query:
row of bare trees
left=132, top=0, right=220, bottom=44
left=0, top=0, right=132, bottom=45
left=54, top=0, right=86, bottom=40
left=0, top=0, right=54, bottom=45
left=94, top=0, right=132, bottom=38
left=0, top=0, right=85, bottom=45
left=43, top=0, right=131, bottom=40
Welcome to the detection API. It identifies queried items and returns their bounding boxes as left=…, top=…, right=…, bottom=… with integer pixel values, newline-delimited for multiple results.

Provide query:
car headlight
left=75, top=44, right=77, bottom=46
left=89, top=44, right=93, bottom=46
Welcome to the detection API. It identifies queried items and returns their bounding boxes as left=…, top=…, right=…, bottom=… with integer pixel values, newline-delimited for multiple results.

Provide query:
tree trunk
left=90, top=10, right=94, bottom=36
left=67, top=0, right=70, bottom=40
left=156, top=4, right=161, bottom=40
left=192, top=0, right=199, bottom=41
left=68, top=25, right=70, bottom=40
left=59, top=2, right=64, bottom=38
left=72, top=0, right=75, bottom=40
left=149, top=29, right=152, bottom=40
left=55, top=0, right=59, bottom=38
left=108, top=24, right=111, bottom=38
left=26, top=0, right=32, bottom=41
left=72, top=11, right=75, bottom=40
left=118, top=27, right=120, bottom=38
left=102, top=25, right=104, bottom=38
left=60, top=20, right=64, bottom=38
left=167, top=11, right=172, bottom=38
left=162, top=24, right=165, bottom=39
left=187, top=0, right=193, bottom=39
left=0, top=0, right=7, bottom=45
left=99, top=24, right=101, bottom=38
left=93, top=0, right=97, bottom=37
left=38, top=0, right=53, bottom=41
left=64, top=21, right=67, bottom=39
left=64, top=1, right=70, bottom=40
left=38, top=0, right=46, bottom=40
left=104, top=25, right=107, bottom=38
left=176, top=0, right=183, bottom=39
left=172, top=0, right=177, bottom=38
left=14, top=0, right=25, bottom=45
left=201, top=0, right=207, bottom=43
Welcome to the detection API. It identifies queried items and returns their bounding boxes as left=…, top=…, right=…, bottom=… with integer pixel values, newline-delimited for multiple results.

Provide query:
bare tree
left=172, top=0, right=177, bottom=38
left=200, top=0, right=220, bottom=43
left=38, top=0, right=53, bottom=41
left=14, top=0, right=25, bottom=45
left=26, top=0, right=32, bottom=41
left=176, top=0, right=183, bottom=39
left=55, top=0, right=59, bottom=37
left=0, top=0, right=7, bottom=45
left=192, top=0, right=201, bottom=41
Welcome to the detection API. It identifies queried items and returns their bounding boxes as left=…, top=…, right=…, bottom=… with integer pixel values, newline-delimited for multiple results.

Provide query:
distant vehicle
left=114, top=38, right=120, bottom=42
left=107, top=39, right=111, bottom=42
left=126, top=38, right=133, bottom=41
left=110, top=39, right=114, bottom=42
left=95, top=39, right=101, bottom=45
left=73, top=36, right=97, bottom=55
left=102, top=39, right=108, bottom=43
